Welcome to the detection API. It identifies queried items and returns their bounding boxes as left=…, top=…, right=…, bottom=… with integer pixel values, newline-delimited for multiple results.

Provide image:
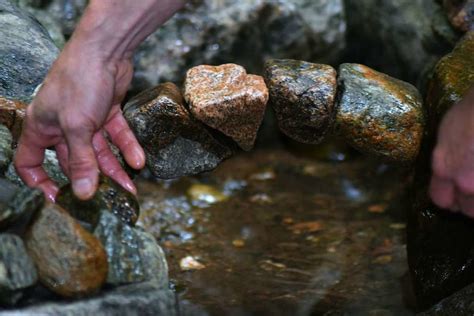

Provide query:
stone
left=133, top=0, right=346, bottom=90
left=93, top=211, right=168, bottom=287
left=57, top=175, right=140, bottom=228
left=6, top=149, right=68, bottom=187
left=443, top=0, right=474, bottom=33
left=0, top=0, right=59, bottom=101
left=0, top=178, right=44, bottom=232
left=421, top=282, right=474, bottom=315
left=0, top=125, right=12, bottom=173
left=0, top=97, right=26, bottom=140
left=264, top=59, right=337, bottom=144
left=184, top=64, right=269, bottom=150
left=25, top=203, right=108, bottom=297
left=124, top=82, right=232, bottom=179
left=335, top=63, right=425, bottom=163
left=408, top=32, right=474, bottom=309
left=25, top=8, right=66, bottom=48
left=0, top=233, right=37, bottom=306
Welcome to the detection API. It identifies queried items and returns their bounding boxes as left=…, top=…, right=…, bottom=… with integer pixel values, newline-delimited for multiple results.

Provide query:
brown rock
left=0, top=97, right=26, bottom=140
left=184, top=64, right=269, bottom=151
left=443, top=0, right=474, bottom=33
left=336, top=63, right=425, bottom=163
left=25, top=203, right=108, bottom=297
left=264, top=59, right=337, bottom=144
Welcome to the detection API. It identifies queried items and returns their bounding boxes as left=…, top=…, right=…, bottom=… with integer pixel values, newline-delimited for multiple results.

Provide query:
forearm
left=68, top=0, right=185, bottom=61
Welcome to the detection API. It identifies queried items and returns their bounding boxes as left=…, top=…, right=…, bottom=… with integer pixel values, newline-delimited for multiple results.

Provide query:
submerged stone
left=0, top=233, right=37, bottom=306
left=0, top=97, right=26, bottom=140
left=0, top=125, right=12, bottom=173
left=57, top=175, right=140, bottom=227
left=94, top=211, right=168, bottom=287
left=264, top=59, right=337, bottom=144
left=25, top=203, right=108, bottom=298
left=443, top=0, right=474, bottom=33
left=184, top=64, right=269, bottom=151
left=124, top=82, right=231, bottom=179
left=336, top=63, right=424, bottom=163
left=421, top=282, right=474, bottom=315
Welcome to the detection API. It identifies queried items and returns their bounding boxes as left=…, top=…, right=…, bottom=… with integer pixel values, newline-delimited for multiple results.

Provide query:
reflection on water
left=136, top=148, right=415, bottom=315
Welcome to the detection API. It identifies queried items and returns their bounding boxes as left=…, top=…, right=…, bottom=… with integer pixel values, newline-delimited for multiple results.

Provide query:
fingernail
left=73, top=178, right=95, bottom=200
left=123, top=181, right=137, bottom=195
left=132, top=147, right=145, bottom=169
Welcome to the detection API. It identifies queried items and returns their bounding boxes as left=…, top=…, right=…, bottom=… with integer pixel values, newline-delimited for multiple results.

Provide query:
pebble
left=0, top=97, right=27, bottom=140
left=180, top=256, right=205, bottom=271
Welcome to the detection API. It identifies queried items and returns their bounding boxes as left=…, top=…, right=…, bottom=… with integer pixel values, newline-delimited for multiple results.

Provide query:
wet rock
left=0, top=178, right=44, bottom=232
left=94, top=211, right=168, bottom=286
left=184, top=64, right=269, bottom=150
left=133, top=0, right=346, bottom=90
left=335, top=63, right=424, bottom=163
left=408, top=32, right=474, bottom=308
left=421, top=282, right=474, bottom=315
left=25, top=203, right=108, bottom=297
left=264, top=59, right=337, bottom=144
left=41, top=0, right=87, bottom=37
left=6, top=149, right=68, bottom=187
left=0, top=234, right=37, bottom=306
left=25, top=8, right=65, bottom=48
left=124, top=82, right=231, bottom=179
left=57, top=175, right=140, bottom=228
left=0, top=0, right=59, bottom=101
left=0, top=125, right=12, bottom=173
left=344, top=0, right=459, bottom=86
left=443, top=0, right=474, bottom=33
left=187, top=183, right=228, bottom=208
left=0, top=97, right=26, bottom=140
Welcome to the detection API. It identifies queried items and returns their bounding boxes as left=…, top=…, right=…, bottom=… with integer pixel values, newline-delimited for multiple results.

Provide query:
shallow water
left=136, top=146, right=415, bottom=315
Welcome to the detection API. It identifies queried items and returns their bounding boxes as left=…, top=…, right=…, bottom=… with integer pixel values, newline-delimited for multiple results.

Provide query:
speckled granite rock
left=443, top=0, right=474, bottom=33
left=124, top=82, right=231, bottom=179
left=264, top=59, right=337, bottom=144
left=0, top=97, right=26, bottom=140
left=94, top=211, right=168, bottom=286
left=0, top=125, right=12, bottom=173
left=57, top=175, right=140, bottom=228
left=25, top=203, right=108, bottom=298
left=0, top=178, right=43, bottom=232
left=0, top=233, right=37, bottom=306
left=185, top=64, right=269, bottom=150
left=0, top=0, right=59, bottom=101
left=336, top=63, right=424, bottom=163
left=421, top=282, right=474, bottom=315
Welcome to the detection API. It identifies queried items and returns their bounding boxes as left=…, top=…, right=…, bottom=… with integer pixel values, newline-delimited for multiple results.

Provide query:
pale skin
left=14, top=1, right=474, bottom=217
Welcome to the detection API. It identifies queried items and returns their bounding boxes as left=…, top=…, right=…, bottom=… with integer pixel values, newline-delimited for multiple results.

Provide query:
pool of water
left=136, top=145, right=416, bottom=315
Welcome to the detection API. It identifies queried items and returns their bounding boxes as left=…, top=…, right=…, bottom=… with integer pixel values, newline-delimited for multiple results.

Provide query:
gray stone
left=25, top=8, right=65, bottom=48
left=0, top=125, right=12, bottom=173
left=133, top=0, right=346, bottom=89
left=0, top=0, right=59, bottom=101
left=420, top=282, right=474, bottom=315
left=0, top=233, right=38, bottom=306
left=93, top=211, right=168, bottom=287
left=124, top=83, right=231, bottom=179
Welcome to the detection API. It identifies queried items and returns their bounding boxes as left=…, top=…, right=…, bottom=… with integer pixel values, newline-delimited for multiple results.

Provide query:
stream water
left=136, top=143, right=416, bottom=315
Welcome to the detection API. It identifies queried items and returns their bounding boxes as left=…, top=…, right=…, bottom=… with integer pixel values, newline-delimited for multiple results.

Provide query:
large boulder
left=0, top=125, right=12, bottom=174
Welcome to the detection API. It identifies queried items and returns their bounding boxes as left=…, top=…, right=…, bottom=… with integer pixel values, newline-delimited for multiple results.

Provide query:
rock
left=0, top=233, right=37, bottom=306
left=344, top=0, right=459, bottom=86
left=264, top=59, right=337, bottom=144
left=187, top=183, right=228, bottom=208
left=443, top=0, right=474, bottom=33
left=25, top=8, right=65, bottom=48
left=6, top=149, right=68, bottom=187
left=57, top=175, right=140, bottom=228
left=124, top=82, right=231, bottom=179
left=93, top=211, right=168, bottom=287
left=25, top=203, right=108, bottom=297
left=335, top=63, right=425, bottom=163
left=0, top=97, right=26, bottom=140
left=0, top=0, right=59, bottom=101
left=0, top=125, right=12, bottom=173
left=408, top=32, right=474, bottom=309
left=133, top=0, right=346, bottom=90
left=184, top=64, right=269, bottom=150
left=0, top=178, right=44, bottom=232
left=420, top=282, right=474, bottom=315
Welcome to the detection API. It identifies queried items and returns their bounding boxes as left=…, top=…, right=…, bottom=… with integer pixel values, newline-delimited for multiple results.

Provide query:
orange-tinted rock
left=184, top=64, right=269, bottom=151
left=25, top=203, right=108, bottom=298
left=443, top=0, right=474, bottom=32
left=0, top=97, right=26, bottom=140
left=336, top=63, right=424, bottom=163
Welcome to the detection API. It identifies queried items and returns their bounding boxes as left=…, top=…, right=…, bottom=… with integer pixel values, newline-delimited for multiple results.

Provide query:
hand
left=15, top=44, right=144, bottom=201
left=430, top=88, right=474, bottom=217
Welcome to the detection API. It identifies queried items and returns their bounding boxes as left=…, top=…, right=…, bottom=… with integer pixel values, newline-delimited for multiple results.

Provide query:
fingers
left=457, top=192, right=474, bottom=218
left=105, top=106, right=145, bottom=170
left=92, top=131, right=137, bottom=195
left=429, top=176, right=455, bottom=210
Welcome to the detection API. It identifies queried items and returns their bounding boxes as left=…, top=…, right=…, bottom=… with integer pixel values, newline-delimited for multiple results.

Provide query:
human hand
left=430, top=88, right=474, bottom=216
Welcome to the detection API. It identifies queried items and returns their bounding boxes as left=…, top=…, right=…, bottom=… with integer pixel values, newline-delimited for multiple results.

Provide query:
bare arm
left=15, top=0, right=185, bottom=201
